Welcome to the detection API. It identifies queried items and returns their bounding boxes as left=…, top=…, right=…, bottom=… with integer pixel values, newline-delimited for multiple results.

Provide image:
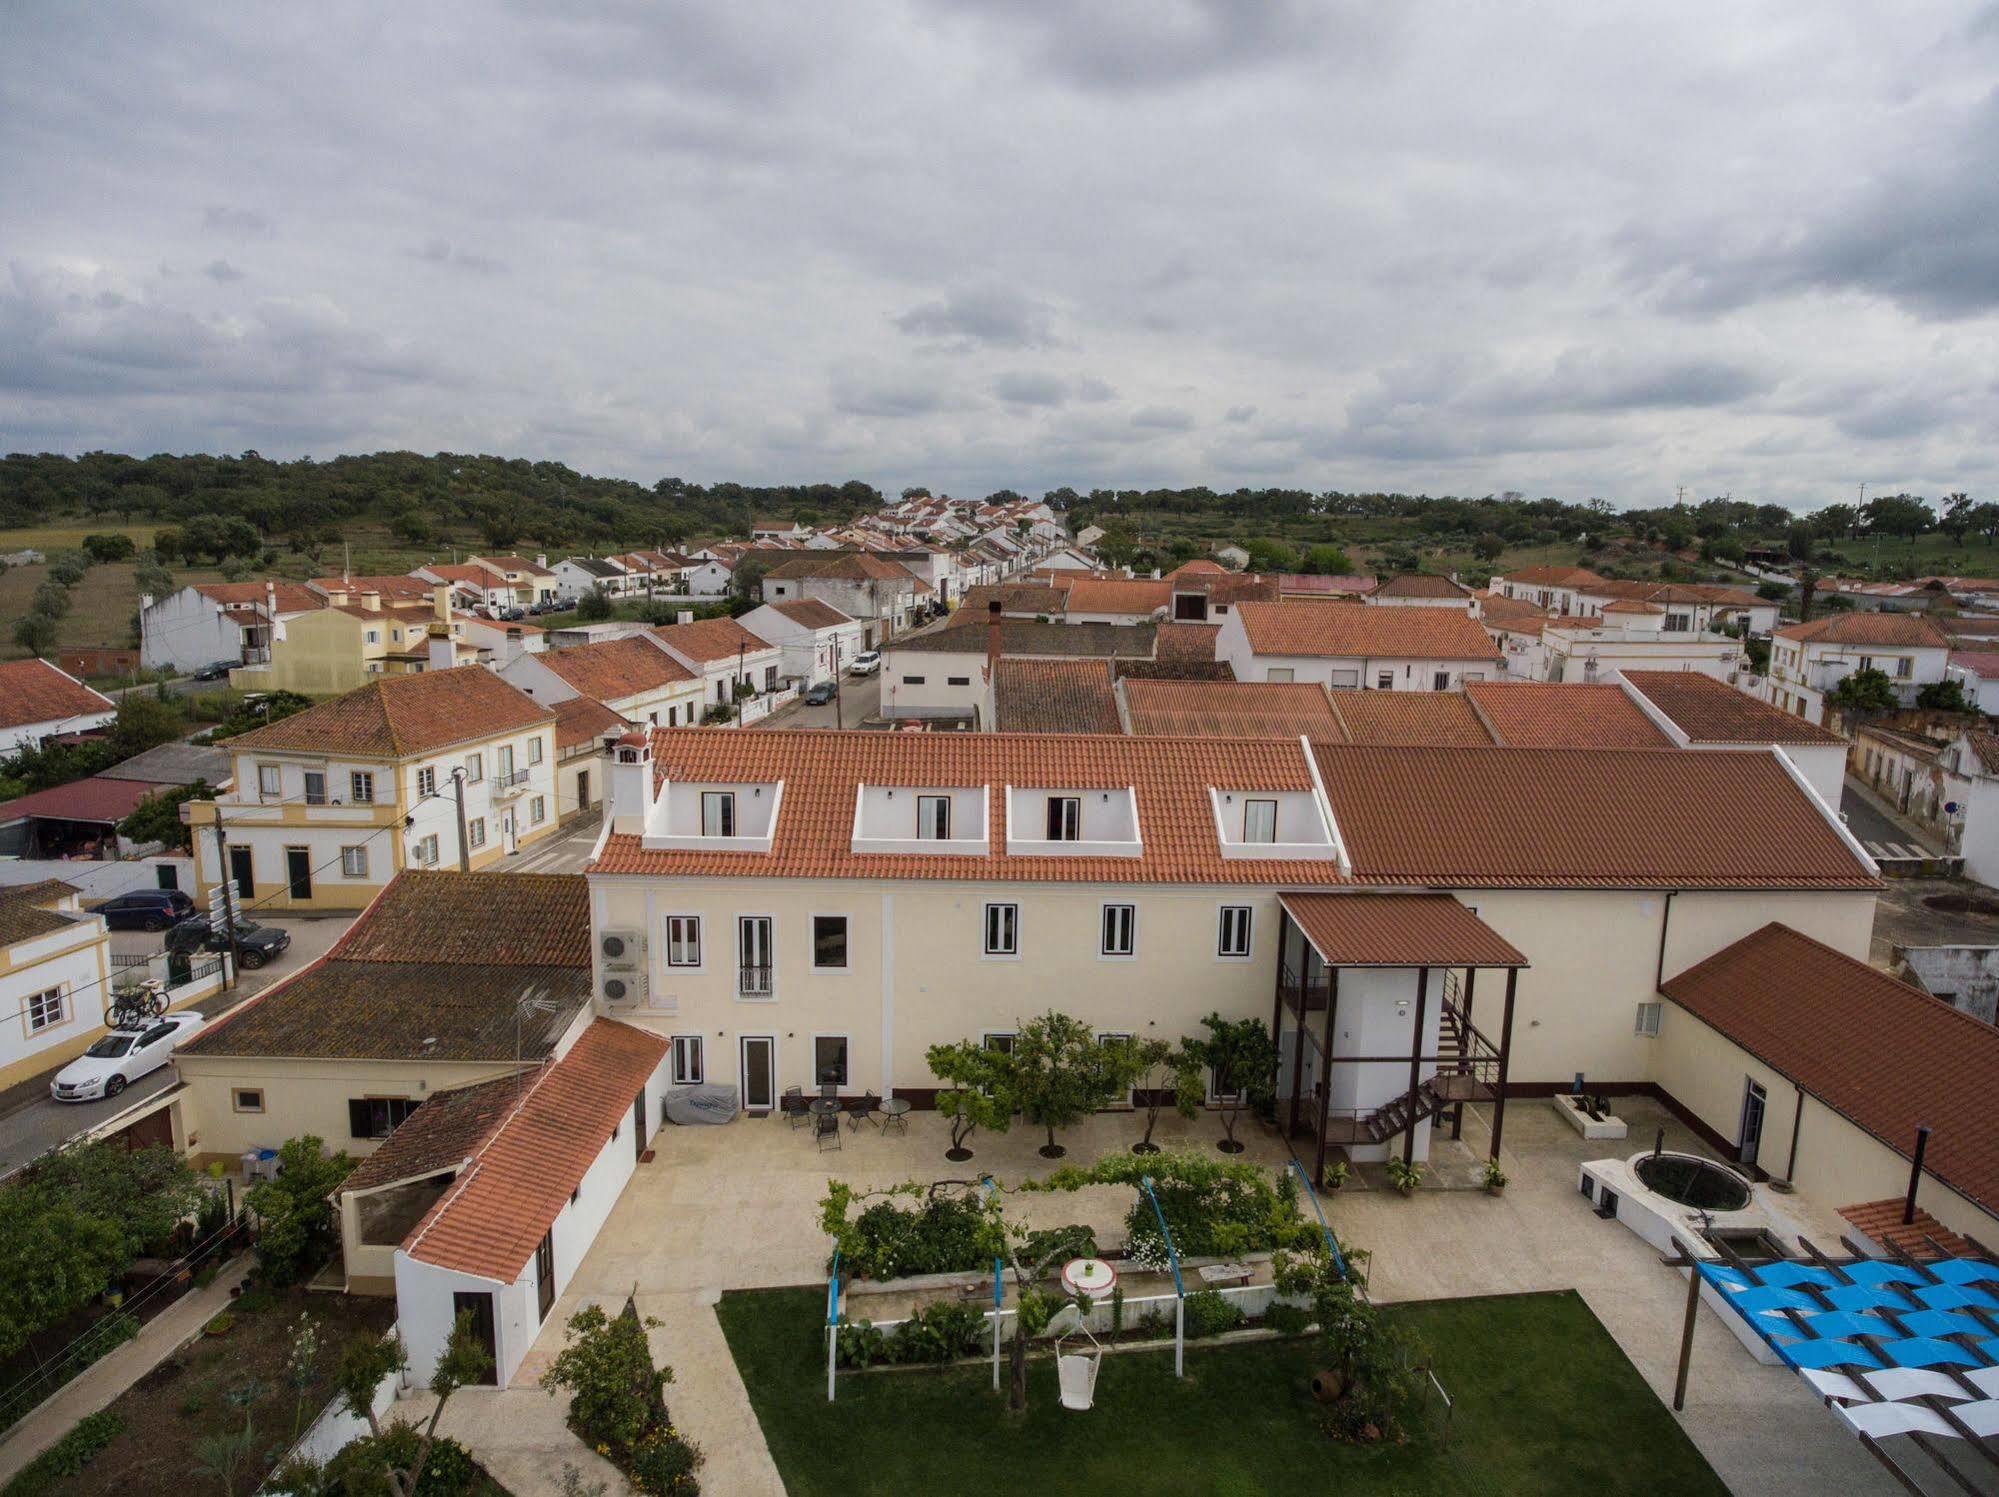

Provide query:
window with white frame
left=468, top=817, right=486, bottom=849
left=529, top=795, right=546, bottom=825
left=365, top=629, right=380, bottom=644
left=1375, top=671, right=1393, bottom=689
left=1265, top=667, right=1294, bottom=683
left=257, top=765, right=281, bottom=799
left=529, top=736, right=544, bottom=765
left=1101, top=903, right=1135, bottom=957
left=417, top=767, right=437, bottom=797
left=340, top=845, right=369, bottom=878
left=412, top=834, right=440, bottom=865
left=813, top=915, right=849, bottom=969
left=1045, top=796, right=1081, bottom=841
left=497, top=744, right=515, bottom=779
left=671, top=1034, right=704, bottom=1085
left=666, top=916, right=702, bottom=967
left=916, top=795, right=951, bottom=840
left=983, top=902, right=1019, bottom=956
left=738, top=916, right=774, bottom=996
left=350, top=771, right=376, bottom=804
left=1217, top=905, right=1253, bottom=958
left=1634, top=1002, right=1663, bottom=1038
left=814, top=1035, right=850, bottom=1088
left=1242, top=800, right=1277, bottom=844
left=465, top=752, right=483, bottom=782
left=701, top=791, right=737, bottom=837
left=25, top=987, right=64, bottom=1032
left=982, top=1031, right=1016, bottom=1054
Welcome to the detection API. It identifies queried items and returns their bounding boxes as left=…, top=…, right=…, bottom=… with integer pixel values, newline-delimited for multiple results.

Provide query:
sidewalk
left=1840, top=774, right=1943, bottom=857
left=0, top=1253, right=253, bottom=1486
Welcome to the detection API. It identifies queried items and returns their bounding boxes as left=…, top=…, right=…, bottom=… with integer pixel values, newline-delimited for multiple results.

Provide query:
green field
left=715, top=1287, right=1729, bottom=1497
left=0, top=557, right=229, bottom=664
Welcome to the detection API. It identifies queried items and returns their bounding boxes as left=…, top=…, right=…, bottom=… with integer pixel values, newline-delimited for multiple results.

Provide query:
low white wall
left=0, top=856, right=196, bottom=901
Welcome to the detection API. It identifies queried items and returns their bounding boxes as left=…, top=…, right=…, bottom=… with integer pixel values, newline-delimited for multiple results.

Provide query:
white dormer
left=1004, top=785, right=1142, bottom=859
left=849, top=784, right=990, bottom=856
left=1209, top=787, right=1339, bottom=861
left=642, top=777, right=784, bottom=853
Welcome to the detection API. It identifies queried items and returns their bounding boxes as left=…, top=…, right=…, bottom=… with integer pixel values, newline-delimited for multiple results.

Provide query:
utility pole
left=209, top=811, right=240, bottom=990
left=450, top=767, right=471, bottom=871
left=833, top=635, right=845, bottom=731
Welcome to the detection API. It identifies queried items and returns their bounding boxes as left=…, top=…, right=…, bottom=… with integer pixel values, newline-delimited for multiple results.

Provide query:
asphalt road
left=758, top=670, right=882, bottom=730
left=507, top=810, right=607, bottom=875
left=1839, top=776, right=1940, bottom=860
left=0, top=912, right=353, bottom=1173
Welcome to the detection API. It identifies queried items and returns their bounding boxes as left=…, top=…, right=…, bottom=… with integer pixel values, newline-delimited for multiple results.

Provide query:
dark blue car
left=93, top=890, right=197, bottom=931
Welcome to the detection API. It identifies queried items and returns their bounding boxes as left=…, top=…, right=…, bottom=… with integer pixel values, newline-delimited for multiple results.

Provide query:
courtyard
left=431, top=1098, right=1904, bottom=1496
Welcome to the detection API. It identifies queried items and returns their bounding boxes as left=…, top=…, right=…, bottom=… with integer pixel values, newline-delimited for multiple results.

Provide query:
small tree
left=1189, top=1012, right=1278, bottom=1153
left=118, top=779, right=208, bottom=851
left=1917, top=679, right=1972, bottom=713
left=1119, top=1038, right=1204, bottom=1155
left=1011, top=1011, right=1121, bottom=1159
left=246, top=1136, right=354, bottom=1285
left=574, top=589, right=614, bottom=622
left=336, top=1314, right=492, bottom=1497
left=1828, top=667, right=1898, bottom=714
left=924, top=1040, right=1015, bottom=1161
left=11, top=612, right=58, bottom=658
left=1473, top=532, right=1506, bottom=562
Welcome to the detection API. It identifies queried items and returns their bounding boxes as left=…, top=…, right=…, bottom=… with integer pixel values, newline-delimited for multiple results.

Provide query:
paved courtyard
left=435, top=1098, right=1900, bottom=1497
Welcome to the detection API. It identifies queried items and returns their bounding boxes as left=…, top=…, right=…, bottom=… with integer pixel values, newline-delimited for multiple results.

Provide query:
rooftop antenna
left=514, top=986, right=560, bottom=1099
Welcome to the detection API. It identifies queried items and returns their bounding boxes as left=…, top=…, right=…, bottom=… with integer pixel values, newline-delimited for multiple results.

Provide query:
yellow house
left=232, top=587, right=480, bottom=696
left=0, top=880, right=115, bottom=1092
left=188, top=666, right=561, bottom=913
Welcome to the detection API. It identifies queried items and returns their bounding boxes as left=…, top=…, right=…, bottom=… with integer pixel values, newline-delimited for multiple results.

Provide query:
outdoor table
left=1061, top=1257, right=1117, bottom=1301
left=878, top=1097, right=912, bottom=1135
left=1197, top=1262, right=1252, bottom=1288
left=808, top=1097, right=843, bottom=1119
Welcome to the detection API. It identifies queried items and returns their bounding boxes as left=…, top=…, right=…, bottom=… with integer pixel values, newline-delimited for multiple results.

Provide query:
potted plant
left=1323, top=1160, right=1350, bottom=1193
left=1384, top=1156, right=1423, bottom=1196
left=1481, top=1159, right=1507, bottom=1195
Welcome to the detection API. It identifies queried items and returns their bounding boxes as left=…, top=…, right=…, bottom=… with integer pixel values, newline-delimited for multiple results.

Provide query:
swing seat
left=1057, top=1350, right=1100, bottom=1411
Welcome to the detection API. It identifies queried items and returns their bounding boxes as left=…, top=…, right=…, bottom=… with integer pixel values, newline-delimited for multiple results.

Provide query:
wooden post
left=1489, top=968, right=1518, bottom=1162
left=1403, top=967, right=1429, bottom=1167
left=1314, top=969, right=1339, bottom=1187
left=1673, top=1262, right=1701, bottom=1412
left=1452, top=966, right=1476, bottom=1140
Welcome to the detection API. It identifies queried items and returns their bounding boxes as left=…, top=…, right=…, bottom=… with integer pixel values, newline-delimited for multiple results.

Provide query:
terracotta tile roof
left=1325, top=691, right=1494, bottom=747
left=476, top=554, right=555, bottom=577
left=404, top=1019, right=668, bottom=1283
left=0, top=659, right=116, bottom=733
left=1600, top=598, right=1665, bottom=615
left=593, top=729, right=1336, bottom=885
left=947, top=585, right=1070, bottom=621
left=1179, top=573, right=1281, bottom=606
left=1946, top=617, right=1999, bottom=638
left=1836, top=1200, right=1974, bottom=1259
left=535, top=638, right=695, bottom=703
left=770, top=599, right=854, bottom=630
left=649, top=617, right=778, bottom=664
left=1235, top=601, right=1501, bottom=662
left=1277, top=573, right=1378, bottom=596
left=422, top=563, right=493, bottom=585
left=225, top=667, right=554, bottom=758
left=1123, top=680, right=1343, bottom=741
left=1496, top=566, right=1609, bottom=588
left=1948, top=649, right=1999, bottom=679
left=1855, top=723, right=1945, bottom=760
left=1773, top=613, right=1950, bottom=648
left=339, top=1075, right=522, bottom=1194
left=1372, top=573, right=1472, bottom=599
left=1463, top=681, right=1671, bottom=748
left=1153, top=622, right=1221, bottom=662
left=1590, top=580, right=1765, bottom=608
left=311, top=574, right=434, bottom=601
left=1168, top=560, right=1229, bottom=576
left=1619, top=671, right=1845, bottom=746
left=1280, top=892, right=1527, bottom=968
left=0, top=776, right=174, bottom=824
left=192, top=581, right=326, bottom=613
left=1313, top=746, right=1877, bottom=889
left=0, top=879, right=85, bottom=946
left=901, top=622, right=1157, bottom=659
left=1063, top=578, right=1173, bottom=616
left=764, top=553, right=931, bottom=589
left=332, top=871, right=591, bottom=966
left=1661, top=924, right=1999, bottom=1218
left=552, top=696, right=631, bottom=751
left=1962, top=731, right=1999, bottom=776
left=994, top=659, right=1121, bottom=733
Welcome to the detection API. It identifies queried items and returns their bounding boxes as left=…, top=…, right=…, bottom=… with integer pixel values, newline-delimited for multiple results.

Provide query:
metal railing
left=494, top=768, right=532, bottom=791
left=737, top=965, right=774, bottom=998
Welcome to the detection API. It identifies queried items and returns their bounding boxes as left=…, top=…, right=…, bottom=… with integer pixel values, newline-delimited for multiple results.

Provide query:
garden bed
left=719, top=1286, right=1731, bottom=1497
left=20, top=1281, right=396, bottom=1497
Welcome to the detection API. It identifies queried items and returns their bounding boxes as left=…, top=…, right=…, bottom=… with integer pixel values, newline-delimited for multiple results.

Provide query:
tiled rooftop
left=551, top=696, right=631, bottom=751
left=224, top=666, right=554, bottom=758
left=0, top=658, right=116, bottom=732
left=339, top=1074, right=522, bottom=1195
left=1280, top=892, right=1528, bottom=968
left=1326, top=690, right=1494, bottom=746
left=1620, top=670, right=1845, bottom=746
left=1235, top=601, right=1501, bottom=661
left=1123, top=679, right=1343, bottom=741
left=1773, top=613, right=1950, bottom=647
left=535, top=637, right=695, bottom=702
left=330, top=870, right=591, bottom=966
left=994, top=659, right=1121, bottom=733
left=1464, top=681, right=1671, bottom=748
left=650, top=617, right=778, bottom=664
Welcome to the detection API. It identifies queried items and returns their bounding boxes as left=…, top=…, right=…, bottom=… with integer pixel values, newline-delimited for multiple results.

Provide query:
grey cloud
left=992, top=371, right=1070, bottom=407
left=411, top=238, right=509, bottom=276
left=830, top=369, right=957, bottom=419
left=202, top=205, right=272, bottom=238
left=1131, top=405, right=1195, bottom=432
left=202, top=260, right=245, bottom=283
left=1225, top=404, right=1257, bottom=423
left=893, top=286, right=1059, bottom=350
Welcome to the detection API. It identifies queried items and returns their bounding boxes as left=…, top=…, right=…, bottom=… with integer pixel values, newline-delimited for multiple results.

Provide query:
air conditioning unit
left=599, top=928, right=642, bottom=970
left=600, top=971, right=646, bottom=1006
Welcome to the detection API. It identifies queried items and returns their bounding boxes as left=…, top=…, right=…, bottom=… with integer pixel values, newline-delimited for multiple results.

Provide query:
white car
left=50, top=1012, right=206, bottom=1102
left=849, top=650, right=882, bottom=677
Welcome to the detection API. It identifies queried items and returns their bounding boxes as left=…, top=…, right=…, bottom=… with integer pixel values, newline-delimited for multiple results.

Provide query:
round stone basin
left=1632, top=1152, right=1752, bottom=1213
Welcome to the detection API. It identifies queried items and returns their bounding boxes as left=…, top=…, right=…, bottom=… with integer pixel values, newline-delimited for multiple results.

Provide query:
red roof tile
left=551, top=696, right=631, bottom=751
left=0, top=776, right=174, bottom=823
left=1836, top=1200, right=1973, bottom=1259
left=193, top=581, right=327, bottom=613
left=405, top=1019, right=667, bottom=1282
left=1326, top=691, right=1494, bottom=747
left=1123, top=680, right=1343, bottom=741
left=1619, top=671, right=1845, bottom=746
left=1280, top=892, right=1527, bottom=968
left=535, top=637, right=695, bottom=702
left=331, top=870, right=592, bottom=966
left=769, top=599, right=855, bottom=630
left=1774, top=613, right=1950, bottom=648
left=225, top=666, right=554, bottom=758
left=1063, top=578, right=1173, bottom=616
left=1153, top=622, right=1221, bottom=662
left=1662, top=924, right=1999, bottom=1218
left=1236, top=601, right=1500, bottom=662
left=0, top=659, right=116, bottom=733
left=1496, top=566, right=1609, bottom=588
left=649, top=617, right=778, bottom=664
left=1372, top=573, right=1472, bottom=599
left=1167, top=560, right=1229, bottom=576
left=994, top=660, right=1121, bottom=734
left=1463, top=681, right=1671, bottom=748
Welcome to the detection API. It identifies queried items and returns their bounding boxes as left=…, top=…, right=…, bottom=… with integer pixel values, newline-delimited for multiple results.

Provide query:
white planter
left=1553, top=1093, right=1628, bottom=1140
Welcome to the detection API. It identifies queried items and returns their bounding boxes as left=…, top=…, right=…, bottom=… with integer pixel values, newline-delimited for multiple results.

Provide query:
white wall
left=141, top=587, right=244, bottom=674
left=879, top=646, right=987, bottom=717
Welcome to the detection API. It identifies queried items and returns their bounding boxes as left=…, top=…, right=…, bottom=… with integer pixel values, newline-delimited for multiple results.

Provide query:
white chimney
left=536, top=553, right=547, bottom=569
left=426, top=626, right=456, bottom=672
left=606, top=731, right=657, bottom=836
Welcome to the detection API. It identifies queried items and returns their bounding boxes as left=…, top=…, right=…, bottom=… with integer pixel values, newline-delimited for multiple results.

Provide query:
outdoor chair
left=1048, top=1304, right=1101, bottom=1411
left=815, top=1111, right=842, bottom=1151
left=819, top=1080, right=839, bottom=1102
left=849, top=1091, right=882, bottom=1131
left=781, top=1087, right=808, bottom=1129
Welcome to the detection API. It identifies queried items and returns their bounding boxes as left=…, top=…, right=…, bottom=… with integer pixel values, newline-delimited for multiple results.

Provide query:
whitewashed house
left=1764, top=614, right=1951, bottom=725
left=737, top=600, right=868, bottom=686
left=0, top=658, right=118, bottom=758
left=140, top=581, right=326, bottom=675
left=1217, top=601, right=1502, bottom=689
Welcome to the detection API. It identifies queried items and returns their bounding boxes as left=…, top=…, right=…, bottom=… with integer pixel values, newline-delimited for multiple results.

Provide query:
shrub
left=1183, top=1290, right=1244, bottom=1339
left=1384, top=1157, right=1423, bottom=1195
left=1022, top=1225, right=1096, bottom=1265
left=835, top=1193, right=989, bottom=1280
left=834, top=1320, right=886, bottom=1370
left=3, top=1409, right=124, bottom=1495
left=626, top=1424, right=704, bottom=1496
left=889, top=1300, right=985, bottom=1364
left=246, top=1136, right=354, bottom=1285
left=539, top=1302, right=667, bottom=1451
left=1263, top=1302, right=1310, bottom=1336
left=324, top=1420, right=481, bottom=1496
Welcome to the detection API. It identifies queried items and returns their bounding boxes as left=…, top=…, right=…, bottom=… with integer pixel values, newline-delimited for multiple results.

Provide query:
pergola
left=1272, top=892, right=1529, bottom=1188
left=1666, top=1231, right=1999, bottom=1495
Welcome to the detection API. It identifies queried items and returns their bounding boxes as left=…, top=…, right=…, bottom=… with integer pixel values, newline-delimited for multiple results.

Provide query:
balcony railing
left=493, top=768, right=532, bottom=794
left=737, top=965, right=774, bottom=998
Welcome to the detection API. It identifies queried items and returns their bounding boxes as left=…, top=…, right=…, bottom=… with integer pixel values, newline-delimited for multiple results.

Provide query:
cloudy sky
left=3, top=2, right=1997, bottom=509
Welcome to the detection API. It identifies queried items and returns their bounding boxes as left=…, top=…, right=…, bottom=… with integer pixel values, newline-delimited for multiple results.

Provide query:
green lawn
left=715, top=1288, right=1729, bottom=1497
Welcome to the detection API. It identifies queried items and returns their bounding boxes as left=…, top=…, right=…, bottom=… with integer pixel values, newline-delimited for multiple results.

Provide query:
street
left=757, top=669, right=882, bottom=730
left=507, top=810, right=606, bottom=874
left=1839, top=776, right=1940, bottom=862
left=0, top=913, right=353, bottom=1173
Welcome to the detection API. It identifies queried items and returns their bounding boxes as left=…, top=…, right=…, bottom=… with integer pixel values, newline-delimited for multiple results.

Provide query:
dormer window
left=1211, top=787, right=1343, bottom=865
left=1242, top=799, right=1277, bottom=844
left=1046, top=797, right=1081, bottom=841
left=702, top=791, right=736, bottom=837
left=1005, top=786, right=1141, bottom=859
left=644, top=778, right=784, bottom=853
left=851, top=785, right=988, bottom=855
left=917, top=795, right=951, bottom=840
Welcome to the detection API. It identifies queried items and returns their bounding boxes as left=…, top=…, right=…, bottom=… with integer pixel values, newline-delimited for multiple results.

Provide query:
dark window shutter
left=348, top=1099, right=373, bottom=1138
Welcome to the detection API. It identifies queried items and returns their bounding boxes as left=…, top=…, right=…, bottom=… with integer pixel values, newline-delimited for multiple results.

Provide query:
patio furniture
left=781, top=1087, right=808, bottom=1129
left=1047, top=1304, right=1101, bottom=1412
left=877, top=1097, right=912, bottom=1136
left=1061, top=1258, right=1117, bottom=1301
left=819, top=1080, right=838, bottom=1102
left=848, top=1091, right=882, bottom=1131
left=815, top=1111, right=841, bottom=1151
left=1197, top=1262, right=1252, bottom=1289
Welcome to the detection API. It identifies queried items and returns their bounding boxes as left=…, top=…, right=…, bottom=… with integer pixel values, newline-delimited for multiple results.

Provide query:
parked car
left=167, top=915, right=292, bottom=969
left=849, top=650, right=882, bottom=677
left=804, top=680, right=837, bottom=706
left=191, top=659, right=236, bottom=682
left=93, top=889, right=197, bottom=932
left=50, top=1011, right=206, bottom=1101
